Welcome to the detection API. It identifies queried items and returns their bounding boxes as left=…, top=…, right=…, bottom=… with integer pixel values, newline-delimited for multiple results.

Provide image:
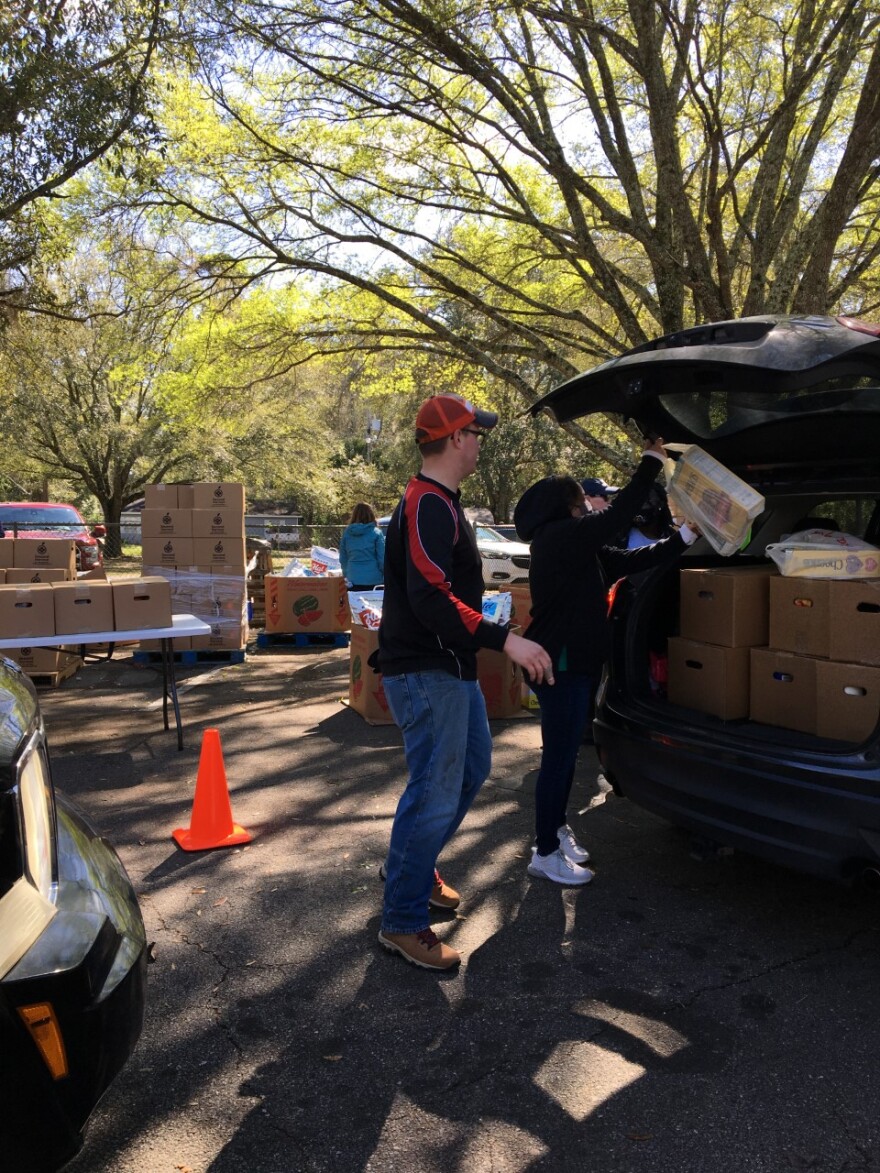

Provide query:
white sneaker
left=527, top=848, right=594, bottom=886
left=557, top=824, right=590, bottom=863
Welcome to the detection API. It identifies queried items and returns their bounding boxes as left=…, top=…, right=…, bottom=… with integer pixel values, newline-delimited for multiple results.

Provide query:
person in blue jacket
left=339, top=503, right=386, bottom=590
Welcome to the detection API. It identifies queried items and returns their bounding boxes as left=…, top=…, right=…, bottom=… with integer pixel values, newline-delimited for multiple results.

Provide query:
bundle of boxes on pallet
left=668, top=565, right=880, bottom=741
left=139, top=482, right=249, bottom=653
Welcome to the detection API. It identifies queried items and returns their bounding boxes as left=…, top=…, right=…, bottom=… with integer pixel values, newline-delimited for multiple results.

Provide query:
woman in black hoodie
left=513, top=439, right=698, bottom=885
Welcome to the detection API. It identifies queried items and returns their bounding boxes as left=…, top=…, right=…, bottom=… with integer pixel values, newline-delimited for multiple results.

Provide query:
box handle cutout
left=697, top=591, right=714, bottom=601
left=856, top=602, right=880, bottom=614
left=14, top=601, right=33, bottom=609
left=793, top=597, right=812, bottom=607
left=684, top=659, right=704, bottom=670
left=844, top=686, right=867, bottom=697
left=773, top=672, right=793, bottom=682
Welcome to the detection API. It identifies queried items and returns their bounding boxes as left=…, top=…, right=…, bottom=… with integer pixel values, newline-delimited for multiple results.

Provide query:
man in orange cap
left=377, top=393, right=554, bottom=971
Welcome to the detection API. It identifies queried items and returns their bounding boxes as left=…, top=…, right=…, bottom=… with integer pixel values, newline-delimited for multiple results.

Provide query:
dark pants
left=532, top=671, right=598, bottom=856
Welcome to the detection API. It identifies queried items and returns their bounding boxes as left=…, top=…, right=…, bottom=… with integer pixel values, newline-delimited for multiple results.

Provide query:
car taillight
left=837, top=315, right=880, bottom=337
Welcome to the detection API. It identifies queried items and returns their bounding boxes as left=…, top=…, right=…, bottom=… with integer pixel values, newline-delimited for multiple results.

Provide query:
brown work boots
left=378, top=928, right=460, bottom=970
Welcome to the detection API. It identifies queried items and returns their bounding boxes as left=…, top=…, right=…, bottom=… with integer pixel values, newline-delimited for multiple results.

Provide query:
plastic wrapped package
left=310, top=546, right=342, bottom=575
left=279, top=557, right=315, bottom=577
left=664, top=444, right=765, bottom=556
left=765, top=529, right=880, bottom=578
left=348, top=590, right=384, bottom=629
left=482, top=592, right=512, bottom=626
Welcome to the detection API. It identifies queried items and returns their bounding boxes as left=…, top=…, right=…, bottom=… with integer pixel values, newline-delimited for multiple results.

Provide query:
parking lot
left=39, top=644, right=880, bottom=1173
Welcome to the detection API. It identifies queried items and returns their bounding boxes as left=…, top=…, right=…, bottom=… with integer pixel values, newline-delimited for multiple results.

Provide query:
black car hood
left=531, top=315, right=880, bottom=473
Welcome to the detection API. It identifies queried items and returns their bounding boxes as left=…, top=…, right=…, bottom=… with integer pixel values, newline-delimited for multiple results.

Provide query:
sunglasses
left=461, top=428, right=488, bottom=443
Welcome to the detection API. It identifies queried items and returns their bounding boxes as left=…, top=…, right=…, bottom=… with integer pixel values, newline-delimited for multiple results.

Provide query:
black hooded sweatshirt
left=513, top=456, right=687, bottom=676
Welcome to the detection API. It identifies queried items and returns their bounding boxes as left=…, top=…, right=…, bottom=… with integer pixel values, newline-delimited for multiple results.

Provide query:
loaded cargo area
left=620, top=555, right=880, bottom=751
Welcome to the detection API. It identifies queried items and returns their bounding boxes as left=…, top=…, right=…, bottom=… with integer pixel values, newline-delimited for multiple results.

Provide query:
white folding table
left=0, top=613, right=211, bottom=750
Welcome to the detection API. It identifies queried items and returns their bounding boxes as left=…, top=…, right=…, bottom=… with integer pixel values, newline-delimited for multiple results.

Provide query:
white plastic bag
left=311, top=545, right=342, bottom=575
left=348, top=590, right=384, bottom=628
left=279, top=557, right=315, bottom=577
left=765, top=529, right=880, bottom=578
left=482, top=592, right=512, bottom=626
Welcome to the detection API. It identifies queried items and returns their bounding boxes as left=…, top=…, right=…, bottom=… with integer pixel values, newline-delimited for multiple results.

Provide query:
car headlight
left=18, top=735, right=57, bottom=900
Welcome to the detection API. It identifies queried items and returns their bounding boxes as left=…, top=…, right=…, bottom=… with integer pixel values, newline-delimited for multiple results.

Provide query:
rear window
left=659, top=377, right=880, bottom=441
left=0, top=506, right=82, bottom=527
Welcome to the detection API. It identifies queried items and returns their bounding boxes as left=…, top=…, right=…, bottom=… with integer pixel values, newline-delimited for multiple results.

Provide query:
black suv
left=0, top=656, right=147, bottom=1170
left=532, top=315, right=880, bottom=883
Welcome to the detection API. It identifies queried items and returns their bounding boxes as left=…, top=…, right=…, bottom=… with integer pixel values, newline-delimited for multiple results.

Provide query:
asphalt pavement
left=40, top=642, right=880, bottom=1173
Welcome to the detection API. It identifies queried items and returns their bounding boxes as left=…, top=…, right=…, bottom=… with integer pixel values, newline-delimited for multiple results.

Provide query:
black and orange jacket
left=377, top=474, right=510, bottom=680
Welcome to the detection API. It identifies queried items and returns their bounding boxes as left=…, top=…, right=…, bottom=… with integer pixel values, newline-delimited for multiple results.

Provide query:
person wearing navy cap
left=376, top=393, right=554, bottom=970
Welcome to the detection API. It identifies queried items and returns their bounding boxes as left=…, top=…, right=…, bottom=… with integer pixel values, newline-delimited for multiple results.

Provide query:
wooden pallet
left=132, top=648, right=247, bottom=665
left=27, top=659, right=82, bottom=687
left=256, top=631, right=350, bottom=649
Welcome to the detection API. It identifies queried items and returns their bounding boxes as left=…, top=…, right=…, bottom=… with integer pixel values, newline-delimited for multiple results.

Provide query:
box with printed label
left=141, top=536, right=195, bottom=568
left=667, top=636, right=751, bottom=720
left=769, top=577, right=830, bottom=658
left=750, top=647, right=818, bottom=734
left=815, top=660, right=880, bottom=743
left=477, top=645, right=523, bottom=719
left=6, top=647, right=81, bottom=676
left=112, top=577, right=173, bottom=631
left=13, top=538, right=77, bottom=575
left=190, top=483, right=245, bottom=513
left=53, top=581, right=115, bottom=635
left=0, top=584, right=56, bottom=637
left=265, top=575, right=351, bottom=633
left=5, top=567, right=71, bottom=584
left=0, top=539, right=13, bottom=568
left=679, top=565, right=773, bottom=648
left=827, top=579, right=880, bottom=667
left=508, top=583, right=533, bottom=634
left=144, top=483, right=179, bottom=509
left=348, top=624, right=394, bottom=724
left=190, top=618, right=248, bottom=651
left=191, top=508, right=245, bottom=539
left=192, top=536, right=247, bottom=569
left=140, top=508, right=193, bottom=538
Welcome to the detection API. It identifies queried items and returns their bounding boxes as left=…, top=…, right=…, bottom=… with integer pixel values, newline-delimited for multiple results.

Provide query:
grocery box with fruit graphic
left=348, top=623, right=394, bottom=725
left=265, top=574, right=351, bottom=634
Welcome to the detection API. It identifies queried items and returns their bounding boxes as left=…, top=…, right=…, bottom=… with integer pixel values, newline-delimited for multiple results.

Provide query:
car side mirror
left=91, top=524, right=107, bottom=538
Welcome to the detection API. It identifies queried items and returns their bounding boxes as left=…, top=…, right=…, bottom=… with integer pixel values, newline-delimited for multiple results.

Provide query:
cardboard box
left=508, top=583, right=532, bottom=633
left=667, top=636, right=751, bottom=720
left=191, top=509, right=245, bottom=539
left=0, top=538, right=13, bottom=568
left=0, top=570, right=4, bottom=584
left=5, top=567, right=70, bottom=584
left=750, top=647, right=818, bottom=734
left=141, top=508, right=193, bottom=538
left=477, top=645, right=523, bottom=718
left=828, top=579, right=880, bottom=666
left=144, top=483, right=179, bottom=509
left=208, top=567, right=247, bottom=619
left=13, top=538, right=77, bottom=576
left=112, top=577, right=173, bottom=631
left=53, top=581, right=115, bottom=635
left=769, top=577, right=830, bottom=658
left=141, top=536, right=195, bottom=568
left=348, top=624, right=394, bottom=724
left=190, top=618, right=248, bottom=651
left=191, top=483, right=245, bottom=513
left=265, top=575, right=350, bottom=633
left=139, top=636, right=191, bottom=652
left=815, top=660, right=880, bottom=743
left=679, top=565, right=773, bottom=648
left=0, top=584, right=56, bottom=637
left=192, top=537, right=247, bottom=569
left=6, top=647, right=81, bottom=676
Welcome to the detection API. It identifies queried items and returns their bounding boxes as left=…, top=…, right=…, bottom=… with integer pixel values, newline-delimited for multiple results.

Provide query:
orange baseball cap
left=415, top=394, right=499, bottom=444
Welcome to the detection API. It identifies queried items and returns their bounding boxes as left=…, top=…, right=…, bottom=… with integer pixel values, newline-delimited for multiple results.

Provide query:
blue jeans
left=382, top=671, right=492, bottom=934
left=532, top=672, right=598, bottom=856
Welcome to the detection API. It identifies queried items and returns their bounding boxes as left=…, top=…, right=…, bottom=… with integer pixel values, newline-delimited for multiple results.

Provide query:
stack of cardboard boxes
left=0, top=533, right=174, bottom=678
left=140, top=483, right=248, bottom=653
left=668, top=566, right=880, bottom=741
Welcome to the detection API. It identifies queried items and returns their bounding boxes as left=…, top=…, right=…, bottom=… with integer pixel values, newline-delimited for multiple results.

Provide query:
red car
left=0, top=502, right=105, bottom=572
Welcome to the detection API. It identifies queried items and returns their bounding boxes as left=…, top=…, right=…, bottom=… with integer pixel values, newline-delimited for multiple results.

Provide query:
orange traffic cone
left=172, top=729, right=252, bottom=851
